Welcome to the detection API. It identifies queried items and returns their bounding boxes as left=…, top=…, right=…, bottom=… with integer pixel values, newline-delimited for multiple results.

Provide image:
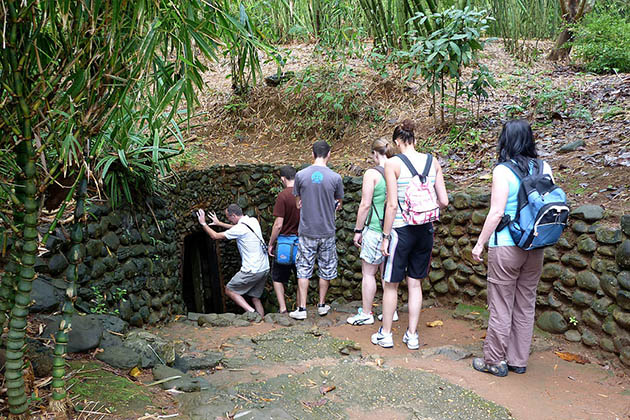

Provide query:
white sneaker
left=371, top=327, right=394, bottom=348
left=289, top=308, right=307, bottom=320
left=317, top=304, right=331, bottom=316
left=347, top=309, right=375, bottom=325
left=402, top=330, right=419, bottom=350
left=377, top=310, right=399, bottom=322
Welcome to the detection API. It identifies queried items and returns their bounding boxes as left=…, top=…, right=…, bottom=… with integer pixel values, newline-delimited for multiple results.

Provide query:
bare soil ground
left=178, top=40, right=630, bottom=215
left=150, top=306, right=630, bottom=420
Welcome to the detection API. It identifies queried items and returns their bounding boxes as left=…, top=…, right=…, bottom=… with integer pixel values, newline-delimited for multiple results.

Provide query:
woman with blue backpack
left=347, top=138, right=395, bottom=326
left=471, top=119, right=569, bottom=377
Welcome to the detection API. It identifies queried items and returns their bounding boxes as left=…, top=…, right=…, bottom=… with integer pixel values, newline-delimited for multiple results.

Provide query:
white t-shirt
left=224, top=215, right=269, bottom=273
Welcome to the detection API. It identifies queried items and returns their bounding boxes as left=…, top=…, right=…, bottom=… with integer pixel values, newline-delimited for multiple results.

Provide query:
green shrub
left=572, top=12, right=630, bottom=73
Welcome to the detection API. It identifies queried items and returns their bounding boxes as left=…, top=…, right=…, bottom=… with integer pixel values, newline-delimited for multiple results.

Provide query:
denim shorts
left=295, top=235, right=337, bottom=280
left=360, top=227, right=386, bottom=265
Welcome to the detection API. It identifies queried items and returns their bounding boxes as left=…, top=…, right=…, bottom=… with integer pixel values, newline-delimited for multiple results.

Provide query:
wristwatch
left=382, top=232, right=391, bottom=240
left=354, top=228, right=362, bottom=233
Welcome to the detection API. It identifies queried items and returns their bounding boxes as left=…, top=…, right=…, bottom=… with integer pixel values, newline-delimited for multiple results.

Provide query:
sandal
left=472, top=358, right=508, bottom=377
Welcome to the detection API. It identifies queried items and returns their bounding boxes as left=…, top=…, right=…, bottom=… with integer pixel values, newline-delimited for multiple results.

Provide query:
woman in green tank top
left=347, top=138, right=396, bottom=326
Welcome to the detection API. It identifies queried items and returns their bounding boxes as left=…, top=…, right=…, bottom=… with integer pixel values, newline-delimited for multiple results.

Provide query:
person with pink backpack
left=371, top=120, right=449, bottom=349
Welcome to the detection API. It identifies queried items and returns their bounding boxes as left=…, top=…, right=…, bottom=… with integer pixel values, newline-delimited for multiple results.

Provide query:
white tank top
left=393, top=153, right=437, bottom=229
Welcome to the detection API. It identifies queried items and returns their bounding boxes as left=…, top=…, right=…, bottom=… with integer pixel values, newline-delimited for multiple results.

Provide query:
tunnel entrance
left=182, top=232, right=225, bottom=314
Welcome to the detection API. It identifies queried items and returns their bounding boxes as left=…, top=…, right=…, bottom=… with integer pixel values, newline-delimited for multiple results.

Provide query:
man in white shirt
left=197, top=204, right=269, bottom=315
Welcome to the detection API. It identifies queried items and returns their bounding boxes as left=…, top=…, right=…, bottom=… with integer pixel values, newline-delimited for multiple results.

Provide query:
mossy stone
left=572, top=289, right=594, bottom=307
left=536, top=311, right=568, bottom=333
left=600, top=273, right=618, bottom=298
left=553, top=281, right=573, bottom=300
left=600, top=337, right=616, bottom=353
left=469, top=275, right=487, bottom=288
left=591, top=296, right=613, bottom=317
left=595, top=227, right=622, bottom=245
left=443, top=258, right=457, bottom=271
left=576, top=271, right=599, bottom=292
left=618, top=271, right=630, bottom=291
left=597, top=246, right=616, bottom=257
left=453, top=211, right=472, bottom=225
left=561, top=269, right=576, bottom=287
left=570, top=205, right=604, bottom=222
left=538, top=281, right=553, bottom=294
left=581, top=308, right=601, bottom=329
left=612, top=307, right=630, bottom=330
left=449, top=225, right=466, bottom=237
left=544, top=247, right=560, bottom=262
left=448, top=277, right=460, bottom=294
left=572, top=220, right=590, bottom=234
left=620, top=348, right=630, bottom=367
left=471, top=210, right=487, bottom=225
left=557, top=237, right=573, bottom=250
left=602, top=318, right=618, bottom=336
left=434, top=281, right=448, bottom=294
left=621, top=215, right=630, bottom=236
left=617, top=290, right=630, bottom=311
left=547, top=293, right=562, bottom=309
left=429, top=270, right=445, bottom=283
left=577, top=235, right=597, bottom=253
left=541, top=263, right=564, bottom=281
left=452, top=192, right=471, bottom=209
left=581, top=329, right=599, bottom=347
left=591, top=257, right=620, bottom=274
left=561, top=253, right=588, bottom=269
left=564, top=330, right=581, bottom=342
left=616, top=240, right=630, bottom=269
left=102, top=232, right=120, bottom=251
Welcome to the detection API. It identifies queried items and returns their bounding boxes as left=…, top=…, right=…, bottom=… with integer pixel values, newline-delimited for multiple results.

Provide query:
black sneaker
left=472, top=358, right=508, bottom=377
left=508, top=364, right=526, bottom=374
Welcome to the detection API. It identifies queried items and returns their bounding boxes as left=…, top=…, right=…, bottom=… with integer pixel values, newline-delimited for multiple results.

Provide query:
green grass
left=68, top=361, right=152, bottom=413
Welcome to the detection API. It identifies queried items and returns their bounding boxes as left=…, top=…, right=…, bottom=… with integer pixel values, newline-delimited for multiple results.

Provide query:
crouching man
left=197, top=204, right=269, bottom=315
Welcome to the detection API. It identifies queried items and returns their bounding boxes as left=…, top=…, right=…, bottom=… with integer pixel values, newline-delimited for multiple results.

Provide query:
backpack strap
left=420, top=155, right=433, bottom=181
left=396, top=153, right=419, bottom=178
left=242, top=221, right=266, bottom=247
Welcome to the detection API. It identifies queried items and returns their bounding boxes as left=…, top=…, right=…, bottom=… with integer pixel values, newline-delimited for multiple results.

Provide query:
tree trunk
left=548, top=28, right=573, bottom=61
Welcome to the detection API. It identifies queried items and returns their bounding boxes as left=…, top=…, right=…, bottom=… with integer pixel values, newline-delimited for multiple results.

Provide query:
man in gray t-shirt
left=289, top=140, right=344, bottom=320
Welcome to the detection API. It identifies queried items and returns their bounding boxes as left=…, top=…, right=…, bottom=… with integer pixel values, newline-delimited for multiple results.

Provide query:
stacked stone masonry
left=23, top=164, right=630, bottom=367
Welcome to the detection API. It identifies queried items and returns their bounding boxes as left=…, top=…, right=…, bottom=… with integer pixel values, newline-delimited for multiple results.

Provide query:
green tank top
left=367, top=175, right=386, bottom=233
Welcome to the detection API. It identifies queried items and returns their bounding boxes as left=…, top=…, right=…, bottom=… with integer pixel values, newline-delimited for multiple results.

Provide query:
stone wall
left=31, top=197, right=183, bottom=327
left=171, top=165, right=630, bottom=367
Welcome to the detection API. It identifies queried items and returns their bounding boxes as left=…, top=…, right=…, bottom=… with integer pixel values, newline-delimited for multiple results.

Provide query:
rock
left=570, top=205, right=603, bottom=221
left=48, top=254, right=69, bottom=275
left=600, top=273, right=618, bottom=298
left=447, top=277, right=460, bottom=294
left=617, top=240, right=630, bottom=269
left=443, top=259, right=457, bottom=271
left=576, top=235, right=597, bottom=253
left=469, top=274, right=487, bottom=288
left=619, top=271, right=630, bottom=291
left=576, top=271, right=599, bottom=292
left=25, top=338, right=54, bottom=377
left=471, top=210, right=487, bottom=225
left=30, top=278, right=63, bottom=312
left=591, top=296, right=613, bottom=317
left=174, top=351, right=223, bottom=372
left=241, top=311, right=262, bottom=322
left=536, top=311, right=568, bottom=333
left=564, top=330, right=581, bottom=342
left=613, top=308, right=630, bottom=330
left=572, top=221, right=590, bottom=234
left=547, top=293, right=562, bottom=309
left=187, top=312, right=204, bottom=321
left=102, top=231, right=120, bottom=250
left=617, top=290, right=630, bottom=310
left=43, top=314, right=103, bottom=353
left=429, top=270, right=445, bottom=283
left=544, top=248, right=560, bottom=262
left=419, top=345, right=472, bottom=361
left=123, top=330, right=176, bottom=368
left=614, top=335, right=630, bottom=353
left=557, top=237, right=573, bottom=250
left=581, top=309, right=601, bottom=329
left=622, top=215, right=630, bottom=236
left=452, top=192, right=471, bottom=209
left=600, top=337, right=616, bottom=353
left=434, top=281, right=448, bottom=294
left=581, top=329, right=599, bottom=347
left=119, top=299, right=133, bottom=321
left=602, top=318, right=618, bottom=336
left=541, top=263, right=564, bottom=280
left=99, top=332, right=123, bottom=349
left=559, top=139, right=585, bottom=153
left=572, top=289, right=594, bottom=307
left=560, top=254, right=588, bottom=269
left=94, top=314, right=128, bottom=334
left=130, top=313, right=143, bottom=327
left=620, top=348, right=630, bottom=367
left=595, top=227, right=621, bottom=245
left=152, top=365, right=210, bottom=392
left=96, top=345, right=141, bottom=369
left=597, top=246, right=616, bottom=257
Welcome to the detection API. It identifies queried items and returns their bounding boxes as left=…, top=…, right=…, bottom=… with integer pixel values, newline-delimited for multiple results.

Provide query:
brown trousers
left=483, top=246, right=544, bottom=367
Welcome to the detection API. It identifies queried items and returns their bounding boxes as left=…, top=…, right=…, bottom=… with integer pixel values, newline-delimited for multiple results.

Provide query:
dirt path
left=152, top=306, right=630, bottom=420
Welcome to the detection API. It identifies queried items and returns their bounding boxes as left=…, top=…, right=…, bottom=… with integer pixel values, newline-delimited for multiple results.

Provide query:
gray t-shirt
left=294, top=164, right=344, bottom=238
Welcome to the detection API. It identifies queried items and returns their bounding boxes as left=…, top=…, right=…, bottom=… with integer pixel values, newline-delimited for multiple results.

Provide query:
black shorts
left=271, top=260, right=297, bottom=284
left=383, top=223, right=434, bottom=283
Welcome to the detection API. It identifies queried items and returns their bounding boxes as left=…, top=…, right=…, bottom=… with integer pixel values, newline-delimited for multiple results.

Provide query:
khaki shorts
left=226, top=270, right=269, bottom=298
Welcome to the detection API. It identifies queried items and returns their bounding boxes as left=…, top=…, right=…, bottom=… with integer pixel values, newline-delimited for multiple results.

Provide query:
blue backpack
left=495, top=159, right=569, bottom=250
left=276, top=235, right=298, bottom=265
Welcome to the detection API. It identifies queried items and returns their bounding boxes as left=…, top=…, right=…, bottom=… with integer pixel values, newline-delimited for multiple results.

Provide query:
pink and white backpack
left=397, top=154, right=440, bottom=225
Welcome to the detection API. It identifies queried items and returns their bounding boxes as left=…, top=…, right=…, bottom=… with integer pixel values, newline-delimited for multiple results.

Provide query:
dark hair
left=226, top=204, right=243, bottom=216
left=313, top=140, right=331, bottom=158
left=497, top=119, right=537, bottom=173
left=372, top=138, right=394, bottom=158
left=392, top=119, right=415, bottom=145
left=279, top=165, right=296, bottom=180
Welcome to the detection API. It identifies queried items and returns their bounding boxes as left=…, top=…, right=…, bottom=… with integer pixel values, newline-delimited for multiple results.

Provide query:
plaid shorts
left=360, top=227, right=386, bottom=265
left=296, top=235, right=338, bottom=281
